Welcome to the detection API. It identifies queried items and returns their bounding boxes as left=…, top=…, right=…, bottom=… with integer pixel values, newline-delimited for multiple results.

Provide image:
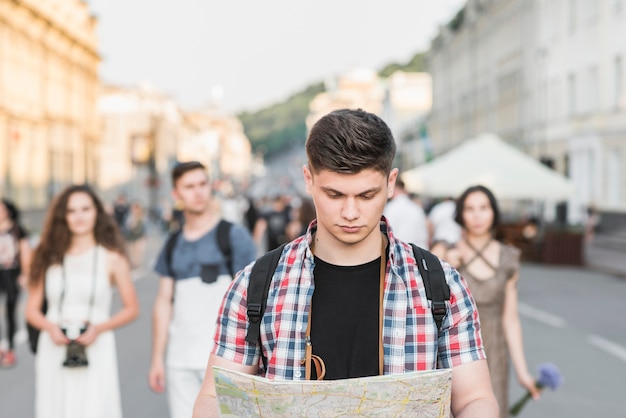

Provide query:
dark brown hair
left=171, top=161, right=207, bottom=186
left=454, top=185, right=501, bottom=231
left=306, top=109, right=396, bottom=175
left=30, top=184, right=126, bottom=285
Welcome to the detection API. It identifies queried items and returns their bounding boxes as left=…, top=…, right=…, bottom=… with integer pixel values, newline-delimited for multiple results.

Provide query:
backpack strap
left=216, top=220, right=234, bottom=278
left=411, top=243, right=450, bottom=332
left=245, top=243, right=287, bottom=371
left=164, top=229, right=182, bottom=279
left=166, top=220, right=233, bottom=279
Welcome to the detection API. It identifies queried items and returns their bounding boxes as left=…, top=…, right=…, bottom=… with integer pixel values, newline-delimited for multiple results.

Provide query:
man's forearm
left=454, top=397, right=499, bottom=418
left=151, top=301, right=171, bottom=362
left=192, top=391, right=219, bottom=418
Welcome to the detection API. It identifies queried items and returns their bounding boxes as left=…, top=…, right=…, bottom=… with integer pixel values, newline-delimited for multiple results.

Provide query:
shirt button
left=304, top=280, right=311, bottom=286
left=394, top=330, right=402, bottom=338
left=294, top=371, right=301, bottom=378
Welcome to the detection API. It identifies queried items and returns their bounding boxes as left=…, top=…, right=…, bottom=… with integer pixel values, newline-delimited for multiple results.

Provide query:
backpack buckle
left=431, top=301, right=447, bottom=316
left=247, top=303, right=262, bottom=323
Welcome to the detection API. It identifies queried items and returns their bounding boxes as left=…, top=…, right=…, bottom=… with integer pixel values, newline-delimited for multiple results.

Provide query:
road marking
left=587, top=335, right=626, bottom=363
left=518, top=302, right=566, bottom=328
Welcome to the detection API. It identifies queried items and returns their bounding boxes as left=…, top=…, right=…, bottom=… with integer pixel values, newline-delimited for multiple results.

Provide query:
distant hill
left=238, top=52, right=426, bottom=158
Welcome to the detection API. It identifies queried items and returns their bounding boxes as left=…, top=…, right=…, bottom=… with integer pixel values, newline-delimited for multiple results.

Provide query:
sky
left=87, top=0, right=465, bottom=114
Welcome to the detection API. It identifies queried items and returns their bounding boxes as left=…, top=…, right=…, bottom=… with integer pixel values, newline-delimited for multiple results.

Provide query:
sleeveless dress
left=458, top=243, right=520, bottom=418
left=35, top=246, right=122, bottom=418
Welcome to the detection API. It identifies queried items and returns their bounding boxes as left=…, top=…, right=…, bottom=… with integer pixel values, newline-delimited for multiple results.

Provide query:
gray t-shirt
left=154, top=221, right=257, bottom=369
left=154, top=221, right=257, bottom=281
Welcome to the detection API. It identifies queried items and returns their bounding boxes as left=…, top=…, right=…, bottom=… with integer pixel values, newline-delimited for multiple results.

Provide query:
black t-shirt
left=310, top=256, right=381, bottom=380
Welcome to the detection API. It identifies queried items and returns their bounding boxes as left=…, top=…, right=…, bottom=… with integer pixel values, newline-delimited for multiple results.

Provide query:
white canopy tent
left=402, top=133, right=574, bottom=200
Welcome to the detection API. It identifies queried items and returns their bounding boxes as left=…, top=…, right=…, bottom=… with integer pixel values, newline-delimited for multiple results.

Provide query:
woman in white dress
left=26, top=185, right=139, bottom=418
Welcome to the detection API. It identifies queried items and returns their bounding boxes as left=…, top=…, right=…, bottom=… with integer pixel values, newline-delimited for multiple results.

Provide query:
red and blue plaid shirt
left=212, top=217, right=486, bottom=380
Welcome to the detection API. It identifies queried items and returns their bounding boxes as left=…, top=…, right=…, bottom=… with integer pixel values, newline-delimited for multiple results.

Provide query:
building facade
left=98, top=84, right=188, bottom=216
left=183, top=108, right=253, bottom=184
left=428, top=0, right=626, bottom=224
left=99, top=84, right=254, bottom=218
left=0, top=0, right=100, bottom=209
left=307, top=68, right=433, bottom=171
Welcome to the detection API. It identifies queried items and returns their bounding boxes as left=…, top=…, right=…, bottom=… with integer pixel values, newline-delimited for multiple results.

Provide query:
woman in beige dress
left=432, top=185, right=540, bottom=417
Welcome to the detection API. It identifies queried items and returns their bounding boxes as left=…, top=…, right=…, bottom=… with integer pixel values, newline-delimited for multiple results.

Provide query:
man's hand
left=149, top=360, right=166, bottom=393
left=193, top=355, right=258, bottom=417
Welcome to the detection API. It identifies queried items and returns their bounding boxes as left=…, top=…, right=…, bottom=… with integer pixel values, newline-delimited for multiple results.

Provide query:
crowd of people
left=0, top=108, right=545, bottom=418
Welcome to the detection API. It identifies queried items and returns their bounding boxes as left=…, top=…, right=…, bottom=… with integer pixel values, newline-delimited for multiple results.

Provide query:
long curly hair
left=30, top=184, right=127, bottom=285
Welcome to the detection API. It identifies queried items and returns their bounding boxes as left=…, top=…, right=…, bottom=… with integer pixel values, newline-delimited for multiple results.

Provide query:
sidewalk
left=584, top=237, right=626, bottom=279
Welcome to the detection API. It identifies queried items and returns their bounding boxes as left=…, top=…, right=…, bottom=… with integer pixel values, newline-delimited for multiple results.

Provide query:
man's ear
left=388, top=168, right=399, bottom=198
left=303, top=165, right=314, bottom=195
left=171, top=189, right=182, bottom=208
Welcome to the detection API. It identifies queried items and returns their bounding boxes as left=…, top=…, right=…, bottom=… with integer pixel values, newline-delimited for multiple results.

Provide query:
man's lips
left=340, top=225, right=361, bottom=233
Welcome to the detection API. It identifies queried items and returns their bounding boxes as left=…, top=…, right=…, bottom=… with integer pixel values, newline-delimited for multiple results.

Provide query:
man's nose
left=341, top=198, right=359, bottom=221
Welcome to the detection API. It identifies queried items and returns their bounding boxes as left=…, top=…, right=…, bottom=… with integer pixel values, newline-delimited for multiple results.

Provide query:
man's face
left=172, top=168, right=211, bottom=215
left=304, top=166, right=397, bottom=247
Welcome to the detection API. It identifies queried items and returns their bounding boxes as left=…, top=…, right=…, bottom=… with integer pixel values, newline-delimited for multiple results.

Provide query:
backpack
left=164, top=219, right=234, bottom=280
left=244, top=242, right=450, bottom=367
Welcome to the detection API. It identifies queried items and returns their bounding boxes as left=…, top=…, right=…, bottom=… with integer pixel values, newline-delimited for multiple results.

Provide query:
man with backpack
left=193, top=109, right=498, bottom=418
left=148, top=161, right=257, bottom=418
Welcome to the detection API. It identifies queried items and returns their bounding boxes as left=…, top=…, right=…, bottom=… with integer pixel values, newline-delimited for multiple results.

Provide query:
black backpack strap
left=216, top=220, right=234, bottom=278
left=245, top=243, right=287, bottom=374
left=411, top=243, right=450, bottom=332
left=164, top=230, right=182, bottom=279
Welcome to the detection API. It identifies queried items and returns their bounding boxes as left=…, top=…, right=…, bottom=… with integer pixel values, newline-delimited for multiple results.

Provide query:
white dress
left=35, top=246, right=122, bottom=418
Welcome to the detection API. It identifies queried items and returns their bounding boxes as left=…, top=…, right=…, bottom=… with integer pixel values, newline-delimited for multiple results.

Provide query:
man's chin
left=185, top=207, right=209, bottom=216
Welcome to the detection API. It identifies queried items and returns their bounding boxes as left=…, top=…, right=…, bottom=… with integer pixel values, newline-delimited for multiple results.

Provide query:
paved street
left=1, top=232, right=625, bottom=417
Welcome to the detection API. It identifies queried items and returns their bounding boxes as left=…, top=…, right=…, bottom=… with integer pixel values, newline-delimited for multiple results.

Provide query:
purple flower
left=537, top=363, right=563, bottom=390
left=509, top=363, right=563, bottom=416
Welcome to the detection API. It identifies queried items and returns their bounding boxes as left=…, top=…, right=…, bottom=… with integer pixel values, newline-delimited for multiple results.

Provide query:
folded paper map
left=213, top=366, right=452, bottom=417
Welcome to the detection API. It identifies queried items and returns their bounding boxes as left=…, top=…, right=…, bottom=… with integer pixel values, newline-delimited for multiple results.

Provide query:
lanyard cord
left=57, top=247, right=99, bottom=324
left=304, top=236, right=387, bottom=380
left=378, top=237, right=386, bottom=376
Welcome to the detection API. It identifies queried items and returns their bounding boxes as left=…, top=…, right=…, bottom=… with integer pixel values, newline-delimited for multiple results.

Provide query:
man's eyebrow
left=320, top=186, right=382, bottom=195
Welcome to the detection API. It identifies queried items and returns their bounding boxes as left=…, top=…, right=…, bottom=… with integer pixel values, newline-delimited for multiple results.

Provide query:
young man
left=383, top=177, right=429, bottom=248
left=192, top=109, right=498, bottom=418
left=149, top=161, right=257, bottom=418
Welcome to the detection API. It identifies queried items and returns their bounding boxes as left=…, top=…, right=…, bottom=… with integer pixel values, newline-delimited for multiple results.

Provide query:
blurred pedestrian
left=243, top=196, right=260, bottom=234
left=149, top=161, right=257, bottom=418
left=25, top=184, right=139, bottom=418
left=584, top=205, right=600, bottom=243
left=0, top=198, right=32, bottom=367
left=123, top=202, right=147, bottom=269
left=193, top=108, right=498, bottom=417
left=428, top=197, right=461, bottom=250
left=383, top=177, right=428, bottom=248
left=112, top=193, right=130, bottom=228
left=433, top=185, right=540, bottom=417
left=285, top=196, right=316, bottom=241
left=253, top=193, right=291, bottom=251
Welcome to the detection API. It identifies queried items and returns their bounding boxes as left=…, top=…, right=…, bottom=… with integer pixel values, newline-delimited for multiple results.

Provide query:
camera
left=61, top=323, right=89, bottom=368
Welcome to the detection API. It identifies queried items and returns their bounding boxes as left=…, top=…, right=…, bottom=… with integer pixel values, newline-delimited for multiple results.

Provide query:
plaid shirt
left=212, top=217, right=485, bottom=380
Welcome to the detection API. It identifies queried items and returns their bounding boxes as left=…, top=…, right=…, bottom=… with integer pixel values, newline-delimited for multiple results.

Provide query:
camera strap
left=57, top=247, right=99, bottom=325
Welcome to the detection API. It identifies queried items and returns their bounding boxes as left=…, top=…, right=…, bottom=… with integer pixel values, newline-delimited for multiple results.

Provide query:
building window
left=568, top=73, right=577, bottom=116
left=583, top=0, right=598, bottom=24
left=585, top=66, right=598, bottom=113
left=607, top=148, right=622, bottom=207
left=615, top=56, right=624, bottom=110
left=569, top=0, right=577, bottom=34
